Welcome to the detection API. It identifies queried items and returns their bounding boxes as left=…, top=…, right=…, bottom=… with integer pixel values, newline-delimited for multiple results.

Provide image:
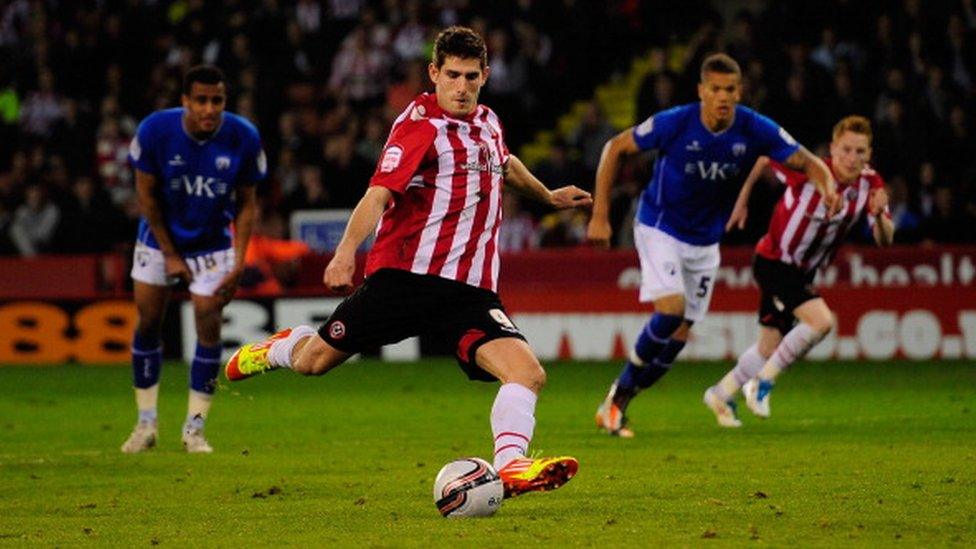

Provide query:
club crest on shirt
left=664, top=261, right=678, bottom=276
left=215, top=156, right=231, bottom=170
left=732, top=142, right=747, bottom=156
left=380, top=145, right=403, bottom=173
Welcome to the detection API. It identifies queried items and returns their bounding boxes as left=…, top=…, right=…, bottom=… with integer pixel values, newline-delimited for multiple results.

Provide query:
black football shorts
left=318, top=268, right=526, bottom=381
left=752, top=255, right=820, bottom=335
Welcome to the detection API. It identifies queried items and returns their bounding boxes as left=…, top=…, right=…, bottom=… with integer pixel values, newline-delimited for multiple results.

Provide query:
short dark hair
left=432, top=26, right=487, bottom=69
left=700, top=53, right=741, bottom=81
left=182, top=65, right=225, bottom=95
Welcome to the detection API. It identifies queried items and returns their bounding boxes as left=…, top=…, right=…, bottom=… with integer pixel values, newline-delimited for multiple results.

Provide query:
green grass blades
left=0, top=360, right=974, bottom=545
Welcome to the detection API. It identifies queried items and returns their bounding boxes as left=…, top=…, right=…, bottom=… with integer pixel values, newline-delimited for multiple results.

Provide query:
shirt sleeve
left=749, top=111, right=801, bottom=163
left=237, top=128, right=268, bottom=186
left=369, top=118, right=437, bottom=194
left=768, top=160, right=807, bottom=187
left=128, top=116, right=159, bottom=175
left=631, top=106, right=681, bottom=151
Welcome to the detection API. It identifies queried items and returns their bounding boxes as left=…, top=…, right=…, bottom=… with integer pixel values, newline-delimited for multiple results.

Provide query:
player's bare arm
left=782, top=147, right=841, bottom=216
left=135, top=168, right=192, bottom=283
left=726, top=156, right=770, bottom=232
left=586, top=129, right=641, bottom=248
left=324, top=185, right=393, bottom=294
left=503, top=155, right=592, bottom=210
left=214, top=185, right=257, bottom=302
left=870, top=188, right=895, bottom=247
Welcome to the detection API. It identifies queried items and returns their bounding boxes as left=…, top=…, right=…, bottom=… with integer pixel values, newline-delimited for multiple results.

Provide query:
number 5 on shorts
left=696, top=276, right=712, bottom=298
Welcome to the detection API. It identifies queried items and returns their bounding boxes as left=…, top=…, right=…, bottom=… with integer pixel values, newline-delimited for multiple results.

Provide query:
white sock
left=135, top=384, right=159, bottom=423
left=268, top=325, right=317, bottom=368
left=714, top=344, right=766, bottom=401
left=491, top=383, right=537, bottom=471
left=186, top=389, right=212, bottom=425
left=758, top=323, right=825, bottom=381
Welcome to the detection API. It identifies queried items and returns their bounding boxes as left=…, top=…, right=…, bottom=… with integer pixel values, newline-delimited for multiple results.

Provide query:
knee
left=508, top=362, right=546, bottom=393
left=758, top=337, right=779, bottom=358
left=808, top=313, right=835, bottom=338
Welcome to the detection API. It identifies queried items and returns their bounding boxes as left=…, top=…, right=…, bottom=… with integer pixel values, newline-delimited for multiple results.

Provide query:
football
left=432, top=457, right=504, bottom=518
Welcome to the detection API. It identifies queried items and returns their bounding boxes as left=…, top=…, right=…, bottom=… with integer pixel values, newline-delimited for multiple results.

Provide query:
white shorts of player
left=131, top=242, right=236, bottom=297
left=633, top=223, right=720, bottom=322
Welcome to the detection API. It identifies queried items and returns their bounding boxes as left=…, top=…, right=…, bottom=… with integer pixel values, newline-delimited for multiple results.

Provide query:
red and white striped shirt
left=366, top=93, right=509, bottom=291
left=756, top=158, right=887, bottom=273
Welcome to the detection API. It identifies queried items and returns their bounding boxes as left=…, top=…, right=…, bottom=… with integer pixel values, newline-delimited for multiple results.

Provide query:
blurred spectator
left=499, top=193, right=539, bottom=253
left=9, top=183, right=60, bottom=256
left=920, top=186, right=966, bottom=244
left=536, top=208, right=588, bottom=248
left=886, top=175, right=922, bottom=243
left=386, top=59, right=427, bottom=115
left=57, top=176, right=128, bottom=253
left=240, top=207, right=310, bottom=295
left=19, top=68, right=63, bottom=139
left=328, top=26, right=391, bottom=109
left=569, top=101, right=616, bottom=180
left=284, top=164, right=331, bottom=214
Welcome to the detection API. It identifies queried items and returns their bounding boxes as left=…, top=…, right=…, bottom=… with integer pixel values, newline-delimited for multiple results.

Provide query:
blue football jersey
left=633, top=103, right=799, bottom=245
left=128, top=108, right=267, bottom=253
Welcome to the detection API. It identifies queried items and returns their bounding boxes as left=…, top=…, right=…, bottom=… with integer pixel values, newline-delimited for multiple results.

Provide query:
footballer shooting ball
left=433, top=457, right=504, bottom=518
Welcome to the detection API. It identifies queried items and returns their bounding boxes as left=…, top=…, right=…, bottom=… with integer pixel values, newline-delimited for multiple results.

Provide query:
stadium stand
left=1, top=0, right=974, bottom=267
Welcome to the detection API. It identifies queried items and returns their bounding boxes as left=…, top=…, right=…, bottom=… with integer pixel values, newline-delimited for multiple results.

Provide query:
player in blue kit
left=589, top=54, right=841, bottom=436
left=121, top=65, right=267, bottom=453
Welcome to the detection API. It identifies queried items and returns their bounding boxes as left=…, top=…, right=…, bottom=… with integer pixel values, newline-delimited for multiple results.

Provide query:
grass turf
left=0, top=359, right=973, bottom=546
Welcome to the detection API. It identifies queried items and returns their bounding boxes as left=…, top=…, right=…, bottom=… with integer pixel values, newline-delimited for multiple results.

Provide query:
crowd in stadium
left=1, top=0, right=974, bottom=259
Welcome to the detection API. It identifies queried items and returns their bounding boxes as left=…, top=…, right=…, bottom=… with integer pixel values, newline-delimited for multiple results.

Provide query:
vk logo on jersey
left=172, top=175, right=229, bottom=198
left=685, top=161, right=741, bottom=181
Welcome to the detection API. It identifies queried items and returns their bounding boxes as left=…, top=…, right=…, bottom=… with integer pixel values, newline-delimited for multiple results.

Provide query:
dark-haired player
left=225, top=27, right=590, bottom=497
left=705, top=116, right=894, bottom=425
left=590, top=53, right=841, bottom=435
left=122, top=65, right=266, bottom=453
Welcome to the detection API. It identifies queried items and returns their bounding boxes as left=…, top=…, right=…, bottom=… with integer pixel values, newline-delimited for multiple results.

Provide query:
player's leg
left=747, top=257, right=831, bottom=417
left=707, top=263, right=787, bottom=419
left=224, top=318, right=351, bottom=380
left=226, top=270, right=414, bottom=381
left=474, top=338, right=578, bottom=498
left=181, top=292, right=225, bottom=452
left=755, top=297, right=834, bottom=384
left=122, top=244, right=173, bottom=453
left=706, top=327, right=780, bottom=424
left=596, top=225, right=687, bottom=436
left=123, top=281, right=170, bottom=452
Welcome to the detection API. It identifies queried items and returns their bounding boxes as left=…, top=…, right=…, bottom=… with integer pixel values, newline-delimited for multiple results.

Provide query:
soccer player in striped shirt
left=704, top=115, right=895, bottom=425
left=589, top=53, right=841, bottom=437
left=224, top=27, right=592, bottom=497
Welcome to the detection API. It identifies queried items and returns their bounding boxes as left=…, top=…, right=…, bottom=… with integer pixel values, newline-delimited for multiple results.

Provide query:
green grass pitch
left=0, top=359, right=974, bottom=545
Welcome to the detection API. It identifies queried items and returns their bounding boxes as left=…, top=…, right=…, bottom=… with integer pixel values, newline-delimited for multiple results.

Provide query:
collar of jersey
left=695, top=102, right=737, bottom=137
left=418, top=93, right=480, bottom=122
left=181, top=111, right=225, bottom=145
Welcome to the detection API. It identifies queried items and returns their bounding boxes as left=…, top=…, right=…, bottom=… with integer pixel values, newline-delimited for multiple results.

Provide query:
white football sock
left=758, top=323, right=825, bottom=381
left=268, top=325, right=317, bottom=368
left=491, top=383, right=537, bottom=470
left=135, top=384, right=159, bottom=423
left=714, top=343, right=765, bottom=401
left=186, top=390, right=212, bottom=422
